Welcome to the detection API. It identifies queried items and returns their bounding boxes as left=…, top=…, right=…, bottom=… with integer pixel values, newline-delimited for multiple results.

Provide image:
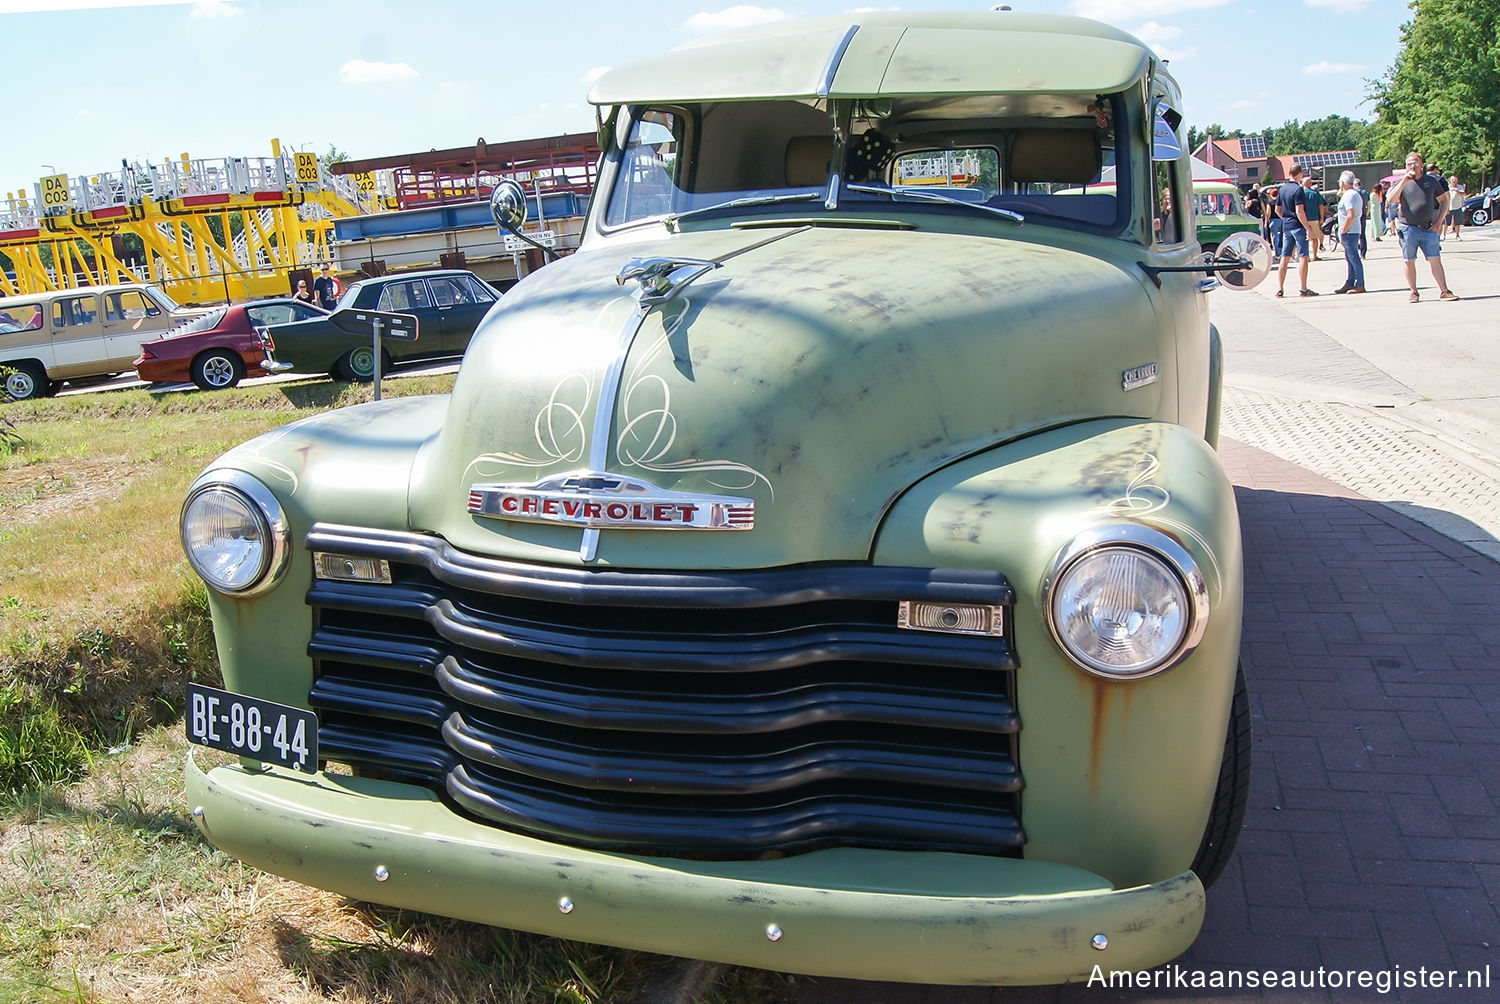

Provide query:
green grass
left=0, top=376, right=794, bottom=1003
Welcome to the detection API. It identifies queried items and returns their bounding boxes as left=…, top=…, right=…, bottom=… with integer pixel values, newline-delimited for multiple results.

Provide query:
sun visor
left=588, top=16, right=1152, bottom=106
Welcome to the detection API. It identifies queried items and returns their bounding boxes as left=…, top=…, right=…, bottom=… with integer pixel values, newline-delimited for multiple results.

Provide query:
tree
left=1368, top=0, right=1500, bottom=185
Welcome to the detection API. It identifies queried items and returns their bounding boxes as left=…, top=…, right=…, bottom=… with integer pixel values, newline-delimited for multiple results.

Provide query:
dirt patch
left=0, top=459, right=143, bottom=527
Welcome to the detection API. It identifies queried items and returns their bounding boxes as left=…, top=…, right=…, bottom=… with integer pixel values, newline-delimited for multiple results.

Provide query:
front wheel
left=1190, top=663, right=1252, bottom=889
left=190, top=350, right=245, bottom=390
left=3, top=361, right=51, bottom=401
left=1470, top=207, right=1490, bottom=227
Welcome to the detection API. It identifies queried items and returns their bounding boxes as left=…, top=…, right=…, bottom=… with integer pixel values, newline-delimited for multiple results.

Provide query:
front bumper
left=187, top=755, right=1204, bottom=986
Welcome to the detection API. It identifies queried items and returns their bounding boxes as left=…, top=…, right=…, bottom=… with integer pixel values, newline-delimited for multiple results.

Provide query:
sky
left=1, top=0, right=1410, bottom=199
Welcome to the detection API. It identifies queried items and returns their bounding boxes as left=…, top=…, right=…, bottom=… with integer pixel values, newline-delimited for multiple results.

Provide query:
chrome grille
left=305, top=524, right=1023, bottom=857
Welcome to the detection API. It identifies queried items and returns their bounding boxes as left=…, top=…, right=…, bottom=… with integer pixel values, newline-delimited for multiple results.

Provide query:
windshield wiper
left=846, top=184, right=1025, bottom=225
left=663, top=192, right=822, bottom=231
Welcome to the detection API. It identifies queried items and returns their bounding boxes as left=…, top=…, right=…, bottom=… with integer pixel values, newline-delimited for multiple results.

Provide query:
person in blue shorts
left=1386, top=151, right=1458, bottom=302
left=1275, top=164, right=1317, bottom=297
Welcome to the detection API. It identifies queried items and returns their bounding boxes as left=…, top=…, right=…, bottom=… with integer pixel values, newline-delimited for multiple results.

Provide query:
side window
left=52, top=297, right=94, bottom=327
left=462, top=277, right=496, bottom=303
left=111, top=290, right=159, bottom=320
left=376, top=280, right=427, bottom=312
left=1, top=304, right=44, bottom=332
left=247, top=304, right=295, bottom=326
left=428, top=277, right=467, bottom=306
left=1153, top=161, right=1187, bottom=246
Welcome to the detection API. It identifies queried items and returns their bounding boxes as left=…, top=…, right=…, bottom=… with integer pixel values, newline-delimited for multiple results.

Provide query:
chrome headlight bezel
left=180, top=470, right=291, bottom=596
left=1041, top=524, right=1210, bottom=680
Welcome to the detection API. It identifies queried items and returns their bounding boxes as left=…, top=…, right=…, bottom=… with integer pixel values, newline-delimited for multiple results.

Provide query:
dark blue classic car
left=262, top=268, right=502, bottom=380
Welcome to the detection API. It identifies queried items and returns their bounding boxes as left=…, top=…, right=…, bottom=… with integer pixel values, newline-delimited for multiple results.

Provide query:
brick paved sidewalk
left=784, top=440, right=1500, bottom=1003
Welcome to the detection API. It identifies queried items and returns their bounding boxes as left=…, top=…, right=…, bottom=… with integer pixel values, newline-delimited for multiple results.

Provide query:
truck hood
left=409, top=224, right=1168, bottom=567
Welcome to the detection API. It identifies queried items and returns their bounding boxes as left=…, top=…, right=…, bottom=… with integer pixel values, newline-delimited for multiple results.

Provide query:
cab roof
left=588, top=11, right=1160, bottom=105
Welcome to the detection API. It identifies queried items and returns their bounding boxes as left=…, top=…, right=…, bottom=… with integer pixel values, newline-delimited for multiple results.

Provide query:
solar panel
left=1238, top=136, right=1266, bottom=158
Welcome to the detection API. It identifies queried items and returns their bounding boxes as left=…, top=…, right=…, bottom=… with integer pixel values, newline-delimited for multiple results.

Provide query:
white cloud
left=339, top=60, right=419, bottom=84
left=684, top=5, right=791, bottom=34
left=580, top=66, right=610, bottom=86
left=1071, top=0, right=1231, bottom=21
left=0, top=0, right=228, bottom=10
left=1303, top=60, right=1365, bottom=76
left=1304, top=0, right=1371, bottom=12
left=1129, top=21, right=1195, bottom=62
left=188, top=0, right=237, bottom=17
left=1227, top=99, right=1258, bottom=111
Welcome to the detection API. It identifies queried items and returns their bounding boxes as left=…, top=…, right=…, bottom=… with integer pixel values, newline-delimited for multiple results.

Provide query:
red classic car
left=134, top=299, right=326, bottom=389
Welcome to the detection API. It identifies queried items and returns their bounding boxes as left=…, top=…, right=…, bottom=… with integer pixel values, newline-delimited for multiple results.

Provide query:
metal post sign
left=327, top=308, right=418, bottom=401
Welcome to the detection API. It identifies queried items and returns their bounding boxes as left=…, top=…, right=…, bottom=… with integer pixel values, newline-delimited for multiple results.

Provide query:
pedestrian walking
left=1332, top=170, right=1365, bottom=294
left=1275, top=164, right=1317, bottom=297
left=1445, top=175, right=1465, bottom=239
left=1386, top=151, right=1458, bottom=302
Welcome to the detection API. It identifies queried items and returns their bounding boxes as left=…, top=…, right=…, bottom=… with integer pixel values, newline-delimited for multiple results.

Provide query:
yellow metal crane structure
left=0, top=140, right=387, bottom=303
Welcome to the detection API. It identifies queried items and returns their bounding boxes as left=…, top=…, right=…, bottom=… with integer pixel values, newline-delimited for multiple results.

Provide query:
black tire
left=1471, top=207, right=1490, bottom=227
left=190, top=350, right=245, bottom=390
left=336, top=346, right=376, bottom=382
left=3, top=361, right=50, bottom=401
left=1191, top=663, right=1251, bottom=889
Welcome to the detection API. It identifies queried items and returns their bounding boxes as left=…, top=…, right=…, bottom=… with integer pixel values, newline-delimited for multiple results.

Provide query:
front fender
left=873, top=419, right=1243, bottom=888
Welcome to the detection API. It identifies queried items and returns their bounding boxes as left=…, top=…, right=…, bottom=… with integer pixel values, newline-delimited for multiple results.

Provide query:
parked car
left=1461, top=184, right=1498, bottom=227
left=2, top=283, right=210, bottom=400
left=259, top=268, right=501, bottom=380
left=134, top=299, right=326, bottom=390
left=181, top=10, right=1269, bottom=987
left=1192, top=181, right=1263, bottom=252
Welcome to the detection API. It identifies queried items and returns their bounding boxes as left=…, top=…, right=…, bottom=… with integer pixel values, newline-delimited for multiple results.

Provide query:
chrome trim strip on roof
left=817, top=24, right=859, bottom=97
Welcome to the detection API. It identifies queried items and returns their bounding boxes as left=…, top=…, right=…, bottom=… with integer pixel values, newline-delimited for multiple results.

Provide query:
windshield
left=1194, top=190, right=1247, bottom=218
left=603, top=94, right=1124, bottom=232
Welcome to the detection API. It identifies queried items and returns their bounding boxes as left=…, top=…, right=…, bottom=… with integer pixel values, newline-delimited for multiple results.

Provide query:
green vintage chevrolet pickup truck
left=180, top=9, right=1268, bottom=986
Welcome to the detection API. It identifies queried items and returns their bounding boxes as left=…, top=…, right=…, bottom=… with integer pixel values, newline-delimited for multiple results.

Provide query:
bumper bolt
left=190, top=806, right=204, bottom=819
left=766, top=924, right=783, bottom=942
left=558, top=897, right=575, bottom=914
left=374, top=865, right=389, bottom=882
left=1092, top=933, right=1109, bottom=951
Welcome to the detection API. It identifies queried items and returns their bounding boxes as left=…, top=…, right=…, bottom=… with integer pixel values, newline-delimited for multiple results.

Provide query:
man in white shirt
left=1333, top=170, right=1366, bottom=294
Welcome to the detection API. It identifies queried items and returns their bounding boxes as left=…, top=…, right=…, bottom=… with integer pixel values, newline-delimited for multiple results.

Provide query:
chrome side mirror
left=1213, top=231, right=1270, bottom=291
left=1151, top=100, right=1183, bottom=161
left=489, top=180, right=528, bottom=232
left=490, top=180, right=557, bottom=263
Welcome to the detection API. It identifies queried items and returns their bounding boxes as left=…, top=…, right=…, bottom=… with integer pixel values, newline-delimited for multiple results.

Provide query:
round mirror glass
left=489, top=180, right=528, bottom=232
left=1214, top=231, right=1270, bottom=291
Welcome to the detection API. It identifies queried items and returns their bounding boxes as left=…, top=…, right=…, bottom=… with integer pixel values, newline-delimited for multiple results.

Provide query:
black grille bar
left=305, top=523, right=1023, bottom=858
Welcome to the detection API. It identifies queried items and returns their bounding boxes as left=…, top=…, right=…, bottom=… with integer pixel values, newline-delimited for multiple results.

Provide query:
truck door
left=48, top=294, right=106, bottom=378
left=428, top=274, right=495, bottom=354
left=102, top=289, right=172, bottom=368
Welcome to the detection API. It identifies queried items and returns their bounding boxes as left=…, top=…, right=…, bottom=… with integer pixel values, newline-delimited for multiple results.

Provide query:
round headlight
left=181, top=472, right=290, bottom=595
left=1044, top=526, right=1209, bottom=679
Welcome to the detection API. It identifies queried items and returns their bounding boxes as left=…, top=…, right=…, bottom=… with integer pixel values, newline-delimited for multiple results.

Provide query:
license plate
left=185, top=683, right=318, bottom=773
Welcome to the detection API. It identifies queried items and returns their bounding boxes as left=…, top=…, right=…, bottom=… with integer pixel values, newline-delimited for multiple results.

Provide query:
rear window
left=0, top=303, right=45, bottom=332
